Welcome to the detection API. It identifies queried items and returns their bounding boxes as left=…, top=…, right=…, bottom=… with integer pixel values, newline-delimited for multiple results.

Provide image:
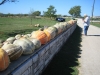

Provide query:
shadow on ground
left=41, top=25, right=82, bottom=75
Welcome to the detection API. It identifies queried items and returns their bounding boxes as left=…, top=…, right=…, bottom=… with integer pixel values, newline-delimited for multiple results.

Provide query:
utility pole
left=91, top=0, right=95, bottom=22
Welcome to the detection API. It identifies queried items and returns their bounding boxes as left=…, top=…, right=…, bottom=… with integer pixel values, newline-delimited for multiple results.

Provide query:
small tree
left=0, top=13, right=4, bottom=17
left=69, top=6, right=81, bottom=18
left=43, top=5, right=57, bottom=19
left=29, top=9, right=35, bottom=25
left=33, top=11, right=41, bottom=16
left=7, top=13, right=11, bottom=17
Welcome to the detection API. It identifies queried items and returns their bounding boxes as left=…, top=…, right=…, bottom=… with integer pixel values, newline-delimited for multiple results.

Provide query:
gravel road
left=77, top=19, right=100, bottom=75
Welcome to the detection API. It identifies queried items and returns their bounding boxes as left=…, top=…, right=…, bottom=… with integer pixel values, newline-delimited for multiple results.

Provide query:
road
left=77, top=19, right=100, bottom=75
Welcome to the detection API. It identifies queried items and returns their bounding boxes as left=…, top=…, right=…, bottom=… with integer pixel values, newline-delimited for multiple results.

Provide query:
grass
left=0, top=17, right=56, bottom=31
left=0, top=17, right=70, bottom=40
left=41, top=25, right=82, bottom=75
left=91, top=22, right=100, bottom=28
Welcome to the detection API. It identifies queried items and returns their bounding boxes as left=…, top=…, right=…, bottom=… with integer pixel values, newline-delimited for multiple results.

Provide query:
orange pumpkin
left=31, top=31, right=48, bottom=44
left=44, top=29, right=51, bottom=41
left=0, top=48, right=10, bottom=71
left=68, top=20, right=74, bottom=25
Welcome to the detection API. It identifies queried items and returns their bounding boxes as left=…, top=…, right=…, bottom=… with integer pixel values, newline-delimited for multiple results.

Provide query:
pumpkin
left=15, top=34, right=22, bottom=39
left=38, top=28, right=44, bottom=31
left=13, top=38, right=35, bottom=55
left=52, top=27, right=58, bottom=36
left=27, top=34, right=31, bottom=37
left=54, top=24, right=62, bottom=34
left=0, top=48, right=10, bottom=71
left=61, top=22, right=68, bottom=30
left=31, top=31, right=36, bottom=36
left=43, top=26, right=48, bottom=29
left=31, top=31, right=48, bottom=44
left=58, top=23, right=65, bottom=32
left=3, top=41, right=10, bottom=46
left=2, top=44, right=23, bottom=61
left=66, top=22, right=71, bottom=28
left=29, top=38, right=41, bottom=49
left=73, top=20, right=77, bottom=24
left=43, top=29, right=51, bottom=41
left=45, top=27, right=57, bottom=39
left=68, top=20, right=74, bottom=25
left=23, top=35, right=29, bottom=38
left=23, top=34, right=31, bottom=38
left=6, top=37, right=16, bottom=44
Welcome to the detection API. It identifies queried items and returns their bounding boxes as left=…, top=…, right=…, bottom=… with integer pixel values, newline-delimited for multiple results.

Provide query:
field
left=0, top=17, right=70, bottom=40
left=91, top=22, right=100, bottom=28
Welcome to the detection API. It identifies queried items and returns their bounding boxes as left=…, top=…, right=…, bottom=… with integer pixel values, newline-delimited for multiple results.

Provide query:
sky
left=0, top=0, right=100, bottom=16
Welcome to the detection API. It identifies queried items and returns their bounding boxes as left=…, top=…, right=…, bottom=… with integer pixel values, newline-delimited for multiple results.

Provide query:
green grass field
left=0, top=17, right=70, bottom=40
left=91, top=22, right=100, bottom=28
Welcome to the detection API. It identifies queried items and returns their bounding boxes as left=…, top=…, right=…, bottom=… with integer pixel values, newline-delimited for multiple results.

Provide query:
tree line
left=0, top=0, right=81, bottom=18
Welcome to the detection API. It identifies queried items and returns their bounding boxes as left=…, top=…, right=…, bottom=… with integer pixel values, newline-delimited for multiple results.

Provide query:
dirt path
left=77, top=19, right=100, bottom=75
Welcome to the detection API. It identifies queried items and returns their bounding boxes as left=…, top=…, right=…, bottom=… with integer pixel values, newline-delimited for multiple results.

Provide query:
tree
left=56, top=14, right=62, bottom=18
left=23, top=14, right=28, bottom=16
left=0, top=13, right=4, bottom=17
left=69, top=6, right=81, bottom=17
left=29, top=9, right=35, bottom=25
left=0, top=0, right=18, bottom=5
left=7, top=13, right=11, bottom=17
left=16, top=13, right=23, bottom=18
left=43, top=5, right=57, bottom=19
left=63, top=15, right=68, bottom=17
left=33, top=11, right=41, bottom=16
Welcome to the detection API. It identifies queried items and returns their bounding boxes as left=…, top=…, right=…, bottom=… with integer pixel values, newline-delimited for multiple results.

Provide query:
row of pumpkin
left=0, top=20, right=77, bottom=71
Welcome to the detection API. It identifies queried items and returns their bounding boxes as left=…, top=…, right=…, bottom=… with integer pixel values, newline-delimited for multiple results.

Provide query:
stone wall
left=0, top=24, right=76, bottom=75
